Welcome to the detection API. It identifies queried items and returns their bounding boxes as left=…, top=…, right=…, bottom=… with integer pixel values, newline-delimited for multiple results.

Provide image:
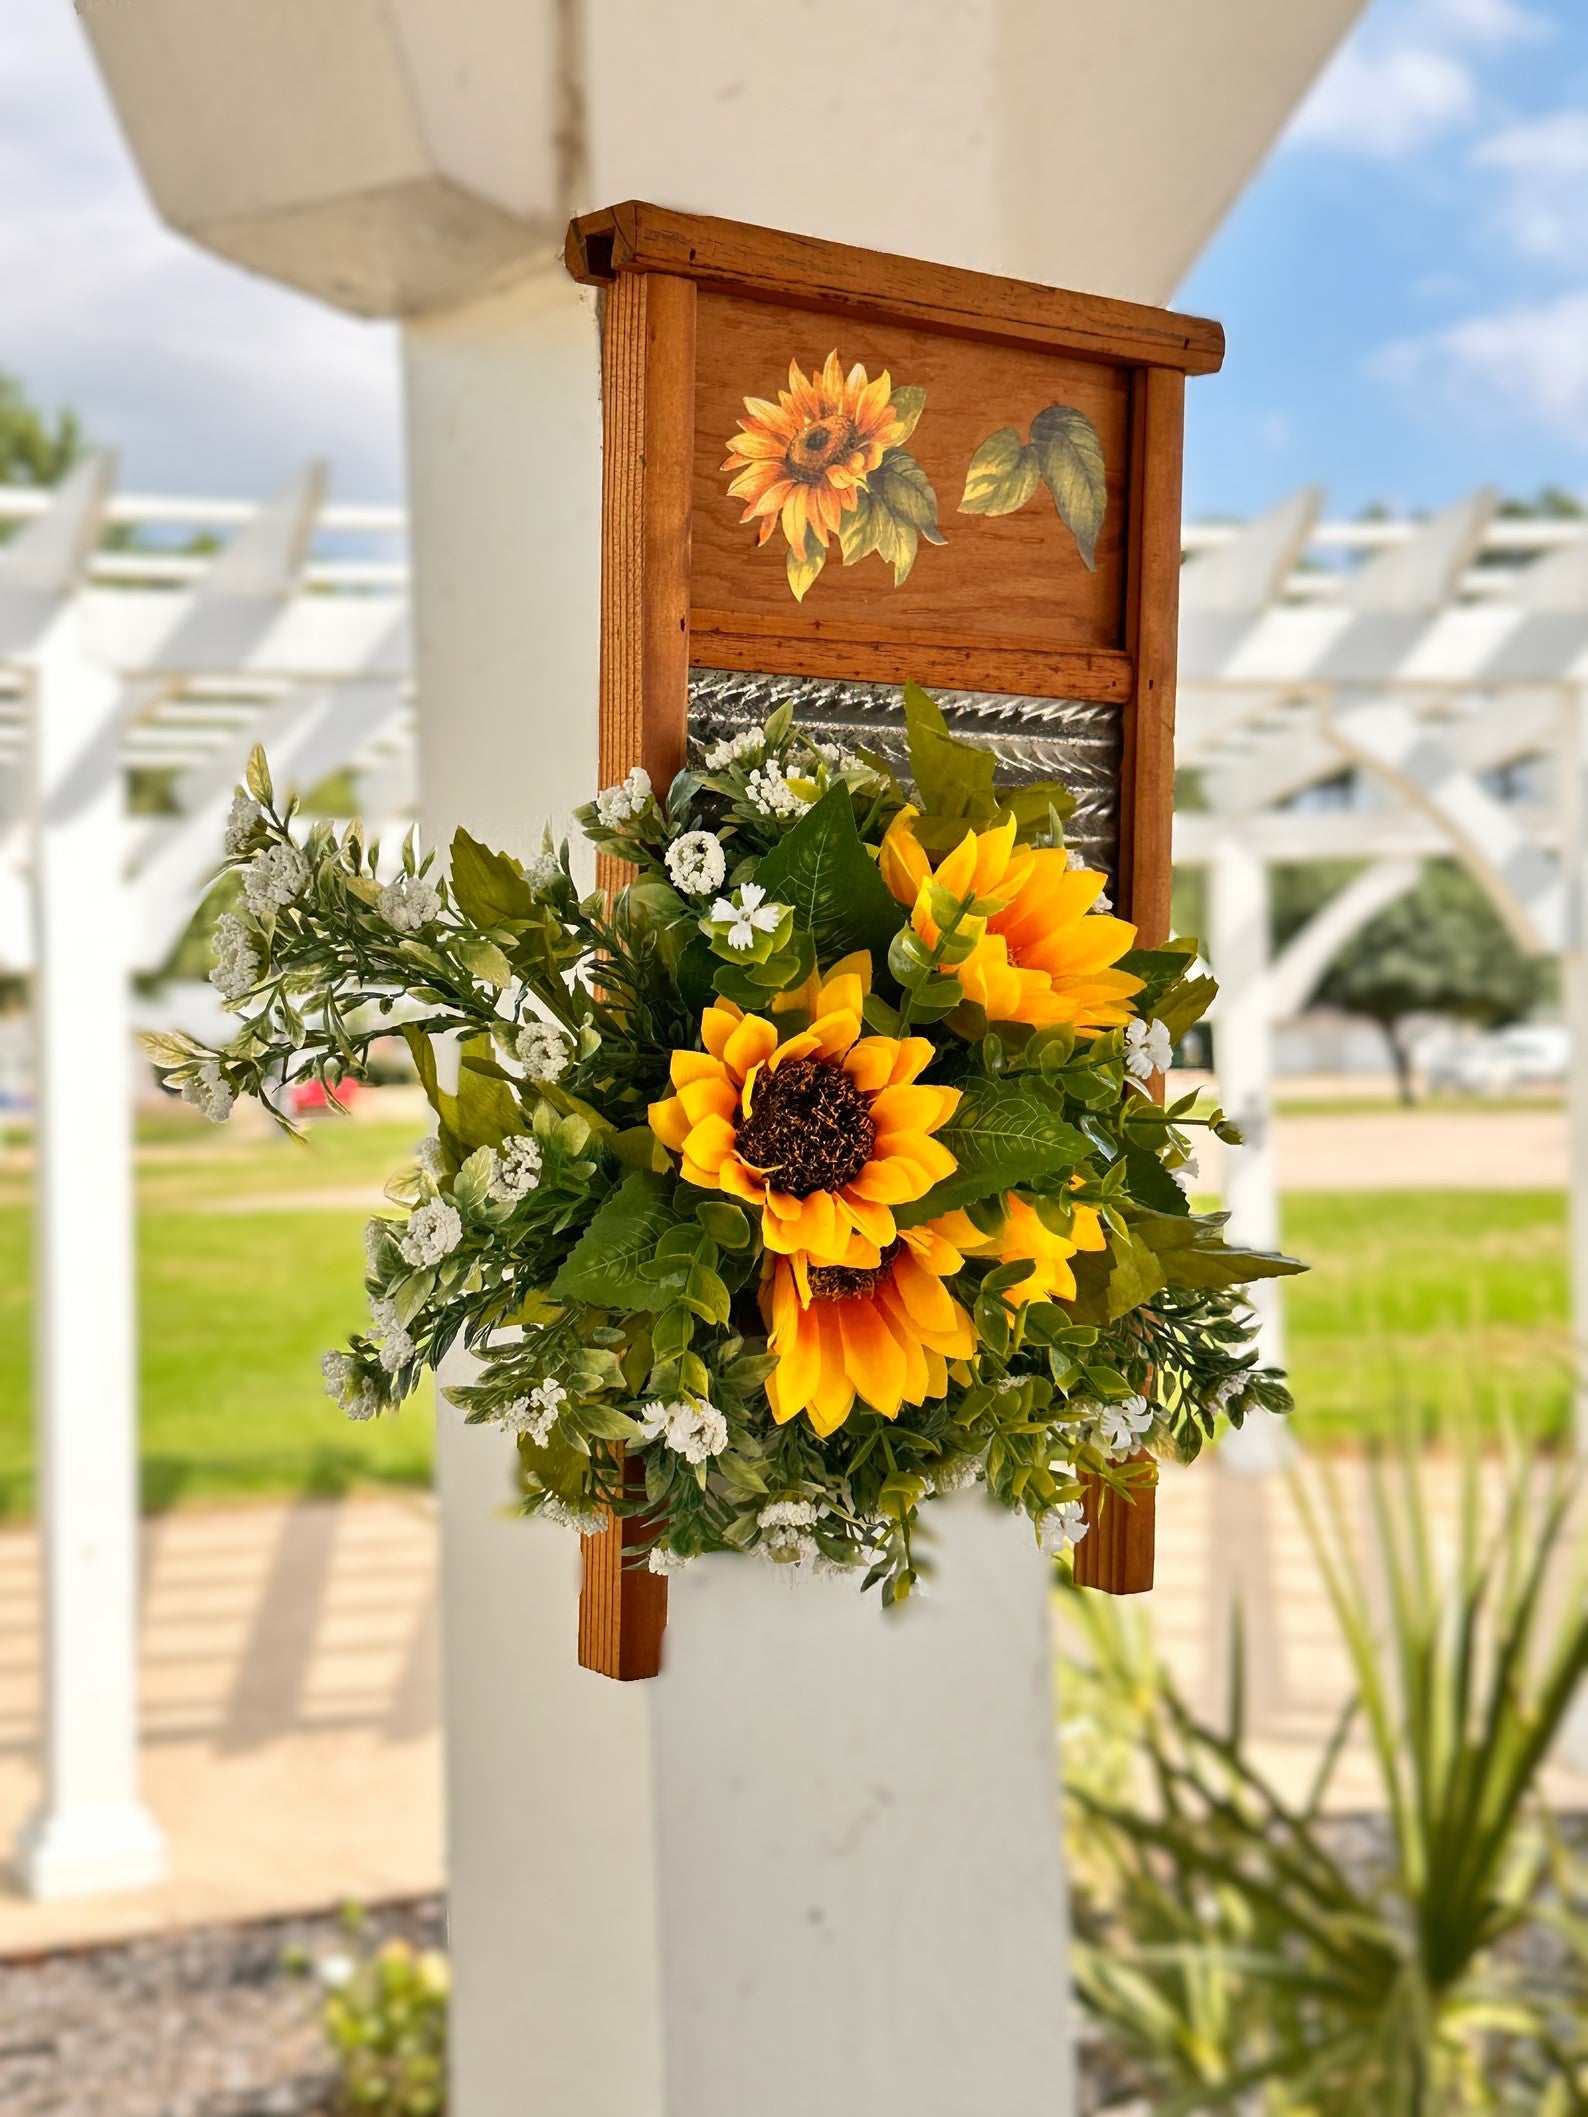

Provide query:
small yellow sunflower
left=723, top=351, right=908, bottom=561
left=937, top=1193, right=1107, bottom=1306
left=881, top=809, right=1143, bottom=1033
left=648, top=958, right=961, bottom=1268
left=761, top=1222, right=976, bottom=1435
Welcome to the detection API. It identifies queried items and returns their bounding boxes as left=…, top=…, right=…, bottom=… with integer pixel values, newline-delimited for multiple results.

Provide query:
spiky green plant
left=1062, top=1444, right=1588, bottom=2114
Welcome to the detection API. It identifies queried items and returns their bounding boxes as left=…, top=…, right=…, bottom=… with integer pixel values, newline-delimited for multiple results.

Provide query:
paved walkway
left=1, top=1464, right=1584, bottom=1956
left=0, top=1498, right=442, bottom=1955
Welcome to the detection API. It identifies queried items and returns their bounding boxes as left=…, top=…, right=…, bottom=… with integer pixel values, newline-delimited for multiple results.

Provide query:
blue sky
left=1180, top=0, right=1588, bottom=518
left=5, top=0, right=1588, bottom=522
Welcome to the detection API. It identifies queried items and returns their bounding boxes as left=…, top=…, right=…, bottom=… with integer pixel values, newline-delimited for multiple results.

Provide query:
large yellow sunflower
left=724, top=351, right=907, bottom=561
left=881, top=809, right=1143, bottom=1033
left=937, top=1193, right=1107, bottom=1306
left=647, top=959, right=960, bottom=1268
left=761, top=1223, right=976, bottom=1435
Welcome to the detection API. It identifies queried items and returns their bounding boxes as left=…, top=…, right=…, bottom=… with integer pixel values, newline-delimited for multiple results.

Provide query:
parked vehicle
left=1424, top=1022, right=1567, bottom=1096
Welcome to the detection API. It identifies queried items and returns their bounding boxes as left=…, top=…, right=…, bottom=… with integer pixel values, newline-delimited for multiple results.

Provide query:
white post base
left=16, top=1799, right=168, bottom=1900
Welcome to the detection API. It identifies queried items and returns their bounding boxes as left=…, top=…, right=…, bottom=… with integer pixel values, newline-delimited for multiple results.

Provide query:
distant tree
left=1318, top=861, right=1552, bottom=1104
left=0, top=373, right=83, bottom=487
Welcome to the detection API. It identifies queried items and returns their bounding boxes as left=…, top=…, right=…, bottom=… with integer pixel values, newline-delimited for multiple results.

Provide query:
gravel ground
left=0, top=1898, right=445, bottom=2117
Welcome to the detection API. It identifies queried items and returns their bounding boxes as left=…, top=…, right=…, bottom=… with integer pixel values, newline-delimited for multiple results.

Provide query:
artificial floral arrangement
left=147, top=686, right=1301, bottom=1602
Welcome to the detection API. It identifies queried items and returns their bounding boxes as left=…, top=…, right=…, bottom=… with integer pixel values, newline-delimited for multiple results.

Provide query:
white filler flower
left=489, top=1135, right=543, bottom=1202
left=594, top=766, right=652, bottom=829
left=524, top=850, right=562, bottom=894
left=1038, top=1501, right=1089, bottom=1556
left=1124, top=1017, right=1174, bottom=1080
left=702, top=725, right=765, bottom=769
left=708, top=881, right=783, bottom=952
left=209, top=913, right=259, bottom=1002
left=223, top=791, right=264, bottom=856
left=181, top=1062, right=234, bottom=1124
left=758, top=1497, right=819, bottom=1561
left=665, top=830, right=728, bottom=897
left=398, top=1200, right=463, bottom=1267
left=639, top=1398, right=729, bottom=1464
left=745, top=759, right=810, bottom=818
left=647, top=1547, right=690, bottom=1576
left=377, top=872, right=441, bottom=933
left=516, top=1018, right=571, bottom=1084
left=370, top=1298, right=416, bottom=1375
left=1096, top=1395, right=1155, bottom=1457
left=321, top=1350, right=377, bottom=1422
left=497, top=1379, right=567, bottom=1444
left=242, top=840, right=310, bottom=915
left=539, top=1497, right=607, bottom=1536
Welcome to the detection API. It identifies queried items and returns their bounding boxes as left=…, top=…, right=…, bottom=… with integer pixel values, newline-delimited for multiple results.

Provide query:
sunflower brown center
left=808, top=1239, right=902, bottom=1303
left=786, top=415, right=857, bottom=482
left=736, top=1057, right=874, bottom=1197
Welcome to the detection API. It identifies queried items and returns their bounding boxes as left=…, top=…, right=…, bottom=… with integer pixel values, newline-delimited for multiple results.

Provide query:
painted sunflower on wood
left=723, top=351, right=945, bottom=600
left=152, top=683, right=1301, bottom=1607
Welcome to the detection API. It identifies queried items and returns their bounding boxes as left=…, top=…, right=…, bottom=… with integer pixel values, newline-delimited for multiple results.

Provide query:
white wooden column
left=17, top=602, right=166, bottom=1896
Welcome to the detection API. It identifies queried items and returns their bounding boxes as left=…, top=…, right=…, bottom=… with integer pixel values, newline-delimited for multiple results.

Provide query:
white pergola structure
left=1176, top=490, right=1586, bottom=1463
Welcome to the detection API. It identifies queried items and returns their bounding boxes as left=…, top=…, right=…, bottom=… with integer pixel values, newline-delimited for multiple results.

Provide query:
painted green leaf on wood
left=959, top=404, right=1108, bottom=571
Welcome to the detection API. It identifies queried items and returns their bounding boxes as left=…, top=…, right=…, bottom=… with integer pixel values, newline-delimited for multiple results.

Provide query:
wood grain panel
left=689, top=615, right=1133, bottom=705
left=567, top=202, right=1225, bottom=376
left=691, top=290, right=1130, bottom=658
left=1072, top=1456, right=1157, bottom=1595
left=581, top=269, right=697, bottom=1680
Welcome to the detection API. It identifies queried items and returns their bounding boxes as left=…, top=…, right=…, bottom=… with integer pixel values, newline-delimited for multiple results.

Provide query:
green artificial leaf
left=1153, top=973, right=1217, bottom=1044
left=901, top=682, right=999, bottom=823
left=1030, top=404, right=1107, bottom=571
left=456, top=936, right=513, bottom=988
left=450, top=829, right=536, bottom=926
left=245, top=745, right=273, bottom=806
left=888, top=384, right=927, bottom=444
left=959, top=427, right=1042, bottom=517
left=787, top=527, right=826, bottom=603
left=897, top=1078, right=1091, bottom=1222
left=753, top=782, right=902, bottom=966
left=455, top=1045, right=524, bottom=1150
left=611, top=1124, right=671, bottom=1173
left=551, top=1173, right=688, bottom=1311
left=1129, top=1209, right=1308, bottom=1292
left=1124, top=1145, right=1193, bottom=1217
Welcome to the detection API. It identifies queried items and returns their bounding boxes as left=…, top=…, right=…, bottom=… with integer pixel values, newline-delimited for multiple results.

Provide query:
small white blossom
left=647, top=1546, right=690, bottom=1576
left=180, top=1061, right=234, bottom=1124
left=315, top=1953, right=356, bottom=1991
left=928, top=1457, right=979, bottom=1495
left=638, top=1398, right=729, bottom=1464
left=1093, top=889, right=1114, bottom=912
left=1173, top=1152, right=1201, bottom=1195
left=594, top=766, right=652, bottom=829
left=497, top=1378, right=567, bottom=1444
left=745, top=759, right=810, bottom=819
left=322, top=1349, right=378, bottom=1422
left=758, top=1497, right=820, bottom=1562
left=515, top=1018, right=571, bottom=1084
left=708, top=881, right=784, bottom=953
left=1211, top=1373, right=1246, bottom=1414
left=803, top=738, right=858, bottom=772
left=223, top=791, right=264, bottom=857
left=377, top=872, right=441, bottom=933
left=209, top=913, right=260, bottom=1002
left=398, top=1200, right=462, bottom=1268
left=1096, top=1395, right=1155, bottom=1457
left=365, top=1217, right=398, bottom=1269
left=1124, top=1017, right=1175, bottom=1080
left=665, top=830, right=728, bottom=897
left=1064, top=847, right=1087, bottom=872
left=241, top=840, right=310, bottom=915
left=539, top=1497, right=607, bottom=1536
left=703, top=725, right=766, bottom=769
left=489, top=1135, right=543, bottom=1202
left=370, top=1298, right=416, bottom=1375
left=414, top=1137, right=444, bottom=1181
left=1038, top=1501, right=1090, bottom=1556
left=524, top=850, right=562, bottom=894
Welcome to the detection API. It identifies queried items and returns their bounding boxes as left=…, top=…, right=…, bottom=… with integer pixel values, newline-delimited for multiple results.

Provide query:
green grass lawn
left=0, top=1109, right=1572, bottom=1519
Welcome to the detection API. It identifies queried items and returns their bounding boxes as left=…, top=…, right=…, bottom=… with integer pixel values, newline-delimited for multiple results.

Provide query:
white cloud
left=1471, top=110, right=1588, bottom=268
left=0, top=9, right=403, bottom=500
left=1374, top=291, right=1588, bottom=446
left=1284, top=0, right=1547, bottom=160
